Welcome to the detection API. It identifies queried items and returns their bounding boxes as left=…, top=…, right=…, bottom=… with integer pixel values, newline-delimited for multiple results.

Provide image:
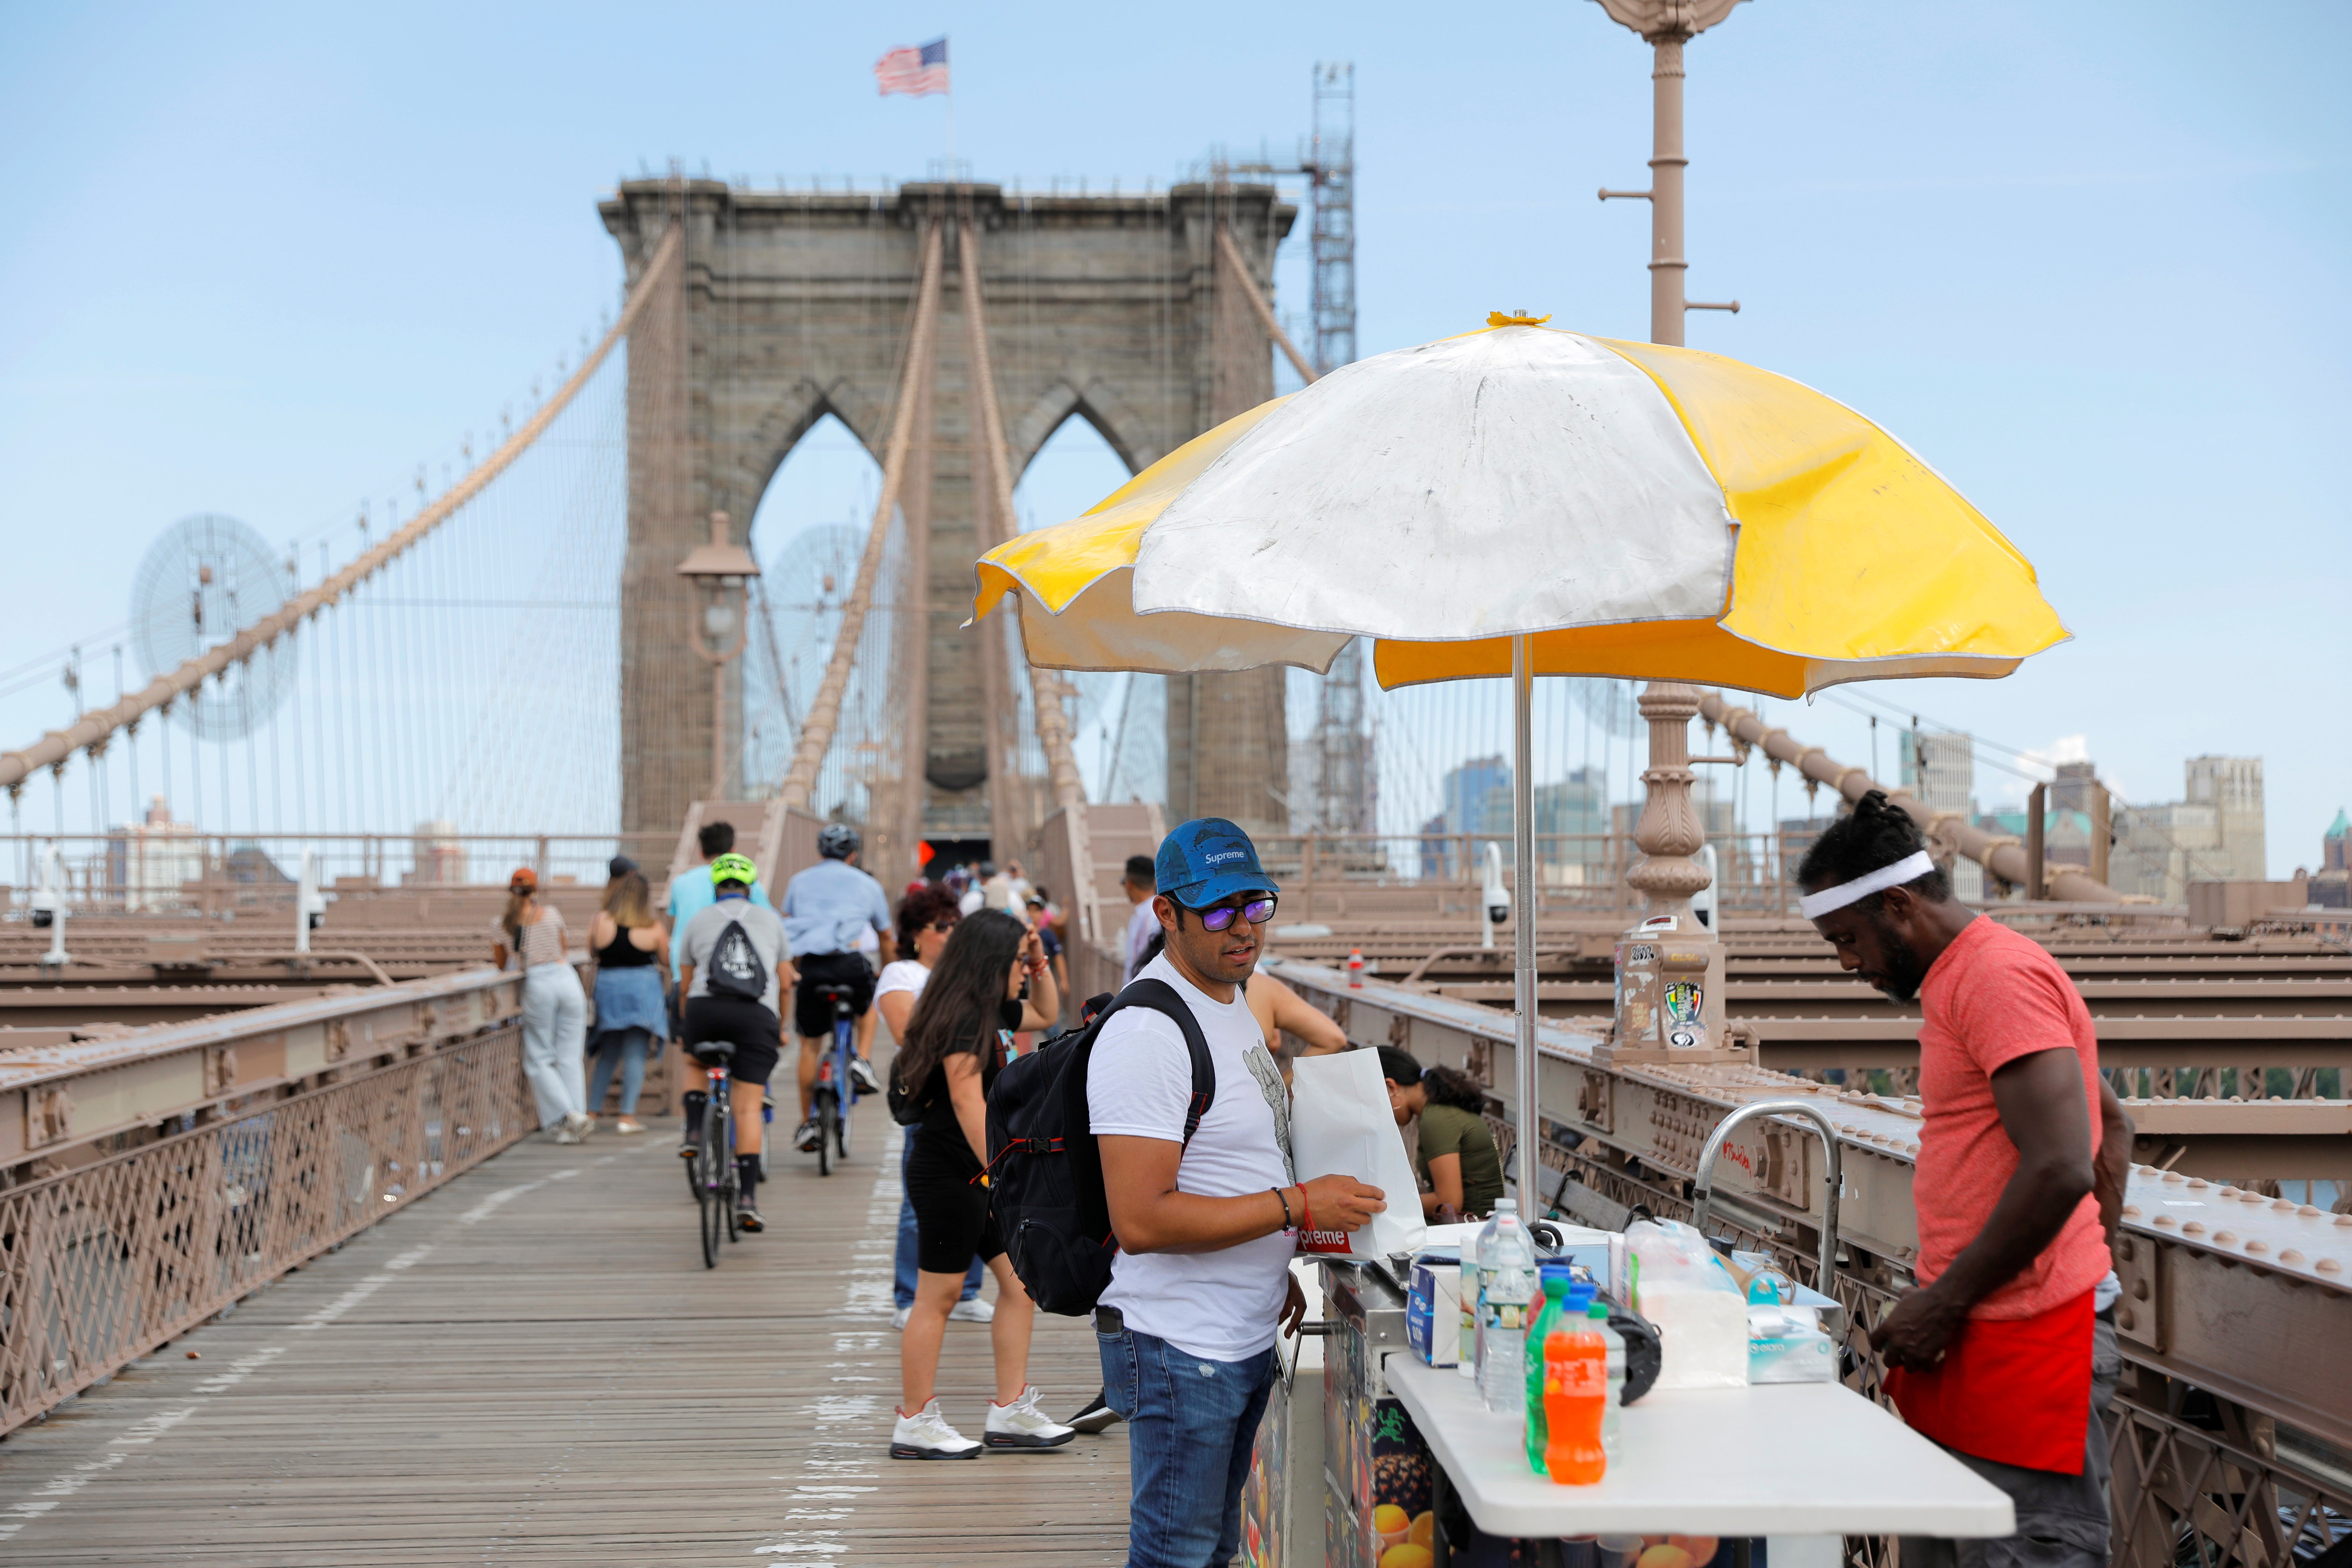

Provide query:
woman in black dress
left=888, top=909, right=1072, bottom=1460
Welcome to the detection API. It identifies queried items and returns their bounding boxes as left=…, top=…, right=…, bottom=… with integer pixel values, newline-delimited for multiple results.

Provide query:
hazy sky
left=2, top=1, right=2345, bottom=875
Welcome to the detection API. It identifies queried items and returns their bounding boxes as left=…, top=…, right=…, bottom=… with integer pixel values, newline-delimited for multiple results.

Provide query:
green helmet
left=709, top=852, right=758, bottom=890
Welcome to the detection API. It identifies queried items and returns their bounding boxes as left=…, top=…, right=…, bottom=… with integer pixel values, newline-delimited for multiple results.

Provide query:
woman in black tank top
left=588, top=867, right=670, bottom=1132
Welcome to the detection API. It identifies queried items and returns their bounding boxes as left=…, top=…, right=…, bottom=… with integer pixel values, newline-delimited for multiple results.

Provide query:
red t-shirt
left=1914, top=916, right=2107, bottom=1320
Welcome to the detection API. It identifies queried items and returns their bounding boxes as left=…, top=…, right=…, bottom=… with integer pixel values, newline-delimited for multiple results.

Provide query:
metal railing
left=1, top=1031, right=531, bottom=1433
left=1243, top=830, right=1825, bottom=919
left=1, top=832, right=676, bottom=919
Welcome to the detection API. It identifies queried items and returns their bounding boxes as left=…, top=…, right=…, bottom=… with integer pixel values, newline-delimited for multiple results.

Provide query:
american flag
left=874, top=38, right=950, bottom=97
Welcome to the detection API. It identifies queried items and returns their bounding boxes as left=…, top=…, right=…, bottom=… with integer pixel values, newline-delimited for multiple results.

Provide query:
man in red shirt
left=1798, top=793, right=2134, bottom=1568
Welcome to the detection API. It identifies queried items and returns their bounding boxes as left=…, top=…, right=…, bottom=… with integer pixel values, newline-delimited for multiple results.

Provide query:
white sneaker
left=548, top=1125, right=580, bottom=1145
left=984, top=1385, right=1076, bottom=1450
left=890, top=1398, right=981, bottom=1461
left=891, top=1305, right=911, bottom=1330
left=948, top=1297, right=995, bottom=1324
left=563, top=1111, right=596, bottom=1140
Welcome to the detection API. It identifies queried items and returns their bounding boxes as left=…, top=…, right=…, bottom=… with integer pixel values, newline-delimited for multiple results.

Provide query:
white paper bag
left=1288, top=1050, right=1428, bottom=1260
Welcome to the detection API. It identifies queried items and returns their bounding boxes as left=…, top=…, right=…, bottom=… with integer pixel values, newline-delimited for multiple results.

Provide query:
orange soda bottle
left=1541, top=1321, right=1608, bottom=1485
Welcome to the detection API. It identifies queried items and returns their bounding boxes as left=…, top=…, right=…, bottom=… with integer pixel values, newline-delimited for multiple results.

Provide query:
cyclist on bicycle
left=780, top=823, right=895, bottom=1154
left=678, top=853, right=790, bottom=1232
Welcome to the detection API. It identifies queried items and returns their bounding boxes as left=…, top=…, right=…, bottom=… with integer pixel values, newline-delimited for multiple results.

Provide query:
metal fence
left=1, top=832, right=675, bottom=919
left=0, top=1024, right=531, bottom=1434
left=1247, top=830, right=1818, bottom=918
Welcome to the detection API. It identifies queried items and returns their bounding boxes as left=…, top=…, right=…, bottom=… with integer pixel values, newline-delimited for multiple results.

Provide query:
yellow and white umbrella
left=975, top=318, right=2065, bottom=698
left=975, top=317, right=2065, bottom=1204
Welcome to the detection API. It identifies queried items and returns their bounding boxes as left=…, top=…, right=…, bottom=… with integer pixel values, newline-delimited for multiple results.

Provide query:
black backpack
left=705, top=913, right=768, bottom=1003
left=984, top=978, right=1214, bottom=1316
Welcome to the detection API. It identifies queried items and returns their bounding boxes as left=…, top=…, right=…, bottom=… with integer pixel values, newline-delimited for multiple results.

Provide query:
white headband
left=1799, top=850, right=1937, bottom=919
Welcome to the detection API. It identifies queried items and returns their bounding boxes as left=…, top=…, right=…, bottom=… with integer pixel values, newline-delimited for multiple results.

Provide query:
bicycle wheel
left=724, top=1140, right=741, bottom=1243
left=816, top=1091, right=837, bottom=1177
left=699, top=1100, right=730, bottom=1268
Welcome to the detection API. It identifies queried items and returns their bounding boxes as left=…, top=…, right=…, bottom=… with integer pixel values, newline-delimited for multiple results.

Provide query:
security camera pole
left=1595, top=0, right=1748, bottom=1069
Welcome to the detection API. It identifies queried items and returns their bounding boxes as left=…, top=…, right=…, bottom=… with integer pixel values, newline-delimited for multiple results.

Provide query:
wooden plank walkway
left=0, top=1111, right=1132, bottom=1564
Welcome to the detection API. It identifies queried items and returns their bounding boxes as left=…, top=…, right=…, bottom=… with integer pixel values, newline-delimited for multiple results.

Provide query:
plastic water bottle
left=1458, top=1228, right=1482, bottom=1379
left=1588, top=1300, right=1625, bottom=1459
left=1477, top=1200, right=1537, bottom=1415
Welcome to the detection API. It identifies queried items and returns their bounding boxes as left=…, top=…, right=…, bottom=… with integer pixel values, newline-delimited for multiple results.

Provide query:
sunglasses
left=1186, top=894, right=1278, bottom=932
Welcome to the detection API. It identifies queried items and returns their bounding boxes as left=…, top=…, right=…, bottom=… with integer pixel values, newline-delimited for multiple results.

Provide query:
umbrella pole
left=1511, top=633, right=1540, bottom=1214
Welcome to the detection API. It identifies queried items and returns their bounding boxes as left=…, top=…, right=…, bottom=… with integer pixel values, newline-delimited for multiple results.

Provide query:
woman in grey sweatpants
left=497, top=869, right=592, bottom=1143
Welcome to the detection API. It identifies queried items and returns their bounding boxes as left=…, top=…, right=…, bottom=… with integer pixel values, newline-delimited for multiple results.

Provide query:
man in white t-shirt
left=1088, top=818, right=1384, bottom=1568
left=1118, top=854, right=1157, bottom=981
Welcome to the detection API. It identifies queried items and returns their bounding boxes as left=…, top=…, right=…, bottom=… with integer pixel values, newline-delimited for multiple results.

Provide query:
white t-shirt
left=1123, top=899, right=1159, bottom=979
left=1089, top=954, right=1296, bottom=1363
left=875, top=958, right=931, bottom=1002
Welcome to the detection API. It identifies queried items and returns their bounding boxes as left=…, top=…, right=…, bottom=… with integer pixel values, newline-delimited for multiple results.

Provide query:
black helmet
left=817, top=822, right=861, bottom=861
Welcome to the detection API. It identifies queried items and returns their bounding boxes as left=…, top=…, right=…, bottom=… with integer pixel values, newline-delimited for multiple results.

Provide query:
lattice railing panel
left=0, top=1028, right=530, bottom=1434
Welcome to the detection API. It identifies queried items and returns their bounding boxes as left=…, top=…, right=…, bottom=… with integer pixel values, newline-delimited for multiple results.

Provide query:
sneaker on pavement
left=984, top=1385, right=1076, bottom=1450
left=562, top=1111, right=596, bottom=1141
left=794, top=1119, right=822, bottom=1153
left=948, top=1297, right=995, bottom=1324
left=1066, top=1390, right=1122, bottom=1434
left=849, top=1056, right=883, bottom=1096
left=614, top=1117, right=644, bottom=1135
left=735, top=1201, right=765, bottom=1233
left=549, top=1125, right=580, bottom=1145
left=890, top=1399, right=981, bottom=1461
left=891, top=1304, right=911, bottom=1330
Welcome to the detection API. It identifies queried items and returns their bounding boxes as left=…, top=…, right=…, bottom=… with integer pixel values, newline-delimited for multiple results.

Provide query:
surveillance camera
left=1485, top=893, right=1510, bottom=925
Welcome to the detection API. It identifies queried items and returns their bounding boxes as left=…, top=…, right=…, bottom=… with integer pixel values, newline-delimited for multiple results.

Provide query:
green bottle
left=1524, top=1270, right=1591, bottom=1475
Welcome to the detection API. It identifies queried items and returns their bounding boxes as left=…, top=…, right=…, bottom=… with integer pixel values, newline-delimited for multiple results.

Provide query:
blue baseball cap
left=1156, top=818, right=1279, bottom=909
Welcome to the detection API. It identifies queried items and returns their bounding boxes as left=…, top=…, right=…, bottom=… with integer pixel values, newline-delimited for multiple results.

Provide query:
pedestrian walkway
left=0, top=1120, right=1130, bottom=1564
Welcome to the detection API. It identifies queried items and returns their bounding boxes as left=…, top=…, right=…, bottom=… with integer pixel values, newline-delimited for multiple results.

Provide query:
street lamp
left=1593, top=0, right=1749, bottom=1067
left=676, top=510, right=761, bottom=802
left=1594, top=0, right=1746, bottom=348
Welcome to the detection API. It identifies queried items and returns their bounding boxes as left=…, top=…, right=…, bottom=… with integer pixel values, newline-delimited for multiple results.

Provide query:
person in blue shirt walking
left=781, top=822, right=896, bottom=1153
left=667, top=820, right=771, bottom=985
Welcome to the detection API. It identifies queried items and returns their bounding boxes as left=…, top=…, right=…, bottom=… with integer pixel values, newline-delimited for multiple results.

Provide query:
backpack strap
left=1061, top=976, right=1220, bottom=1244
left=1096, top=977, right=1217, bottom=1143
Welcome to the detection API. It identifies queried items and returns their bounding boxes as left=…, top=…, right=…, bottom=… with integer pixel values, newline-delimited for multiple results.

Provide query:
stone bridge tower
left=602, top=179, right=1297, bottom=847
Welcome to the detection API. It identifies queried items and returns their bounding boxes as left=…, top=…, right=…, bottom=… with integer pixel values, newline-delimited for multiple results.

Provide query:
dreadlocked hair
left=1794, top=789, right=1951, bottom=911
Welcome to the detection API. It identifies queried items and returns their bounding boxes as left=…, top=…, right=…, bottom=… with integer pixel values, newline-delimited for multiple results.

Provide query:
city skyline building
left=1901, top=728, right=1984, bottom=901
left=2186, top=755, right=2267, bottom=883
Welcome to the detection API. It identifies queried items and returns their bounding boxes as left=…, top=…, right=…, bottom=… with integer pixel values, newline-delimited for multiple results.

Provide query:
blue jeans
left=587, top=1027, right=650, bottom=1116
left=894, top=1136, right=983, bottom=1309
left=1097, top=1322, right=1278, bottom=1568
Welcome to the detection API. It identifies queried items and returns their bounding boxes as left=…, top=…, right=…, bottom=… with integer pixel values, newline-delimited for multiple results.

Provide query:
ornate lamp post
left=1594, top=0, right=1750, bottom=1066
left=676, top=510, right=760, bottom=802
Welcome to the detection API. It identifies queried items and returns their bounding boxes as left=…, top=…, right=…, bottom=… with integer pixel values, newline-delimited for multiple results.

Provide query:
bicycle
left=692, top=1052, right=740, bottom=1267
left=808, top=983, right=860, bottom=1176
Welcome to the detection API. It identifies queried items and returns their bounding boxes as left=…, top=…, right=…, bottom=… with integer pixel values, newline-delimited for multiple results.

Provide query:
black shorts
left=682, top=995, right=781, bottom=1086
left=792, top=951, right=875, bottom=1040
left=906, top=1132, right=1002, bottom=1273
